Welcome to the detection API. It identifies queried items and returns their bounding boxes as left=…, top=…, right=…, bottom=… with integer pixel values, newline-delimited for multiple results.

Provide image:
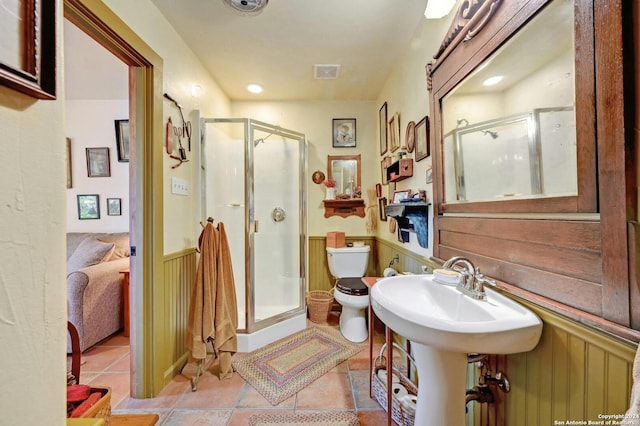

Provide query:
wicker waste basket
left=306, top=289, right=334, bottom=323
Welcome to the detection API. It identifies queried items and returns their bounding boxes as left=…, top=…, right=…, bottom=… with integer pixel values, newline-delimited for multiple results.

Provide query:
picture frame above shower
left=332, top=118, right=356, bottom=148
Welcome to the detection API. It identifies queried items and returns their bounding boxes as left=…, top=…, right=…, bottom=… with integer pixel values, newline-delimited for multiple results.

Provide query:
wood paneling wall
left=475, top=299, right=636, bottom=426
left=156, top=249, right=196, bottom=387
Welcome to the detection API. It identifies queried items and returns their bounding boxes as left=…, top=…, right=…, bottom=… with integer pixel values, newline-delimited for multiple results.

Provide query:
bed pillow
left=67, top=237, right=115, bottom=274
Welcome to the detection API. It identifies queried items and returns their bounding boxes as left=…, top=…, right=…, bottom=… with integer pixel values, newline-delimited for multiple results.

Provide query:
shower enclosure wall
left=202, top=118, right=307, bottom=352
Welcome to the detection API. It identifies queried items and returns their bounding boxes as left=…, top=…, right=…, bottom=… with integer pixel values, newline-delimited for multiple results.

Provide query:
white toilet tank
left=326, top=245, right=370, bottom=278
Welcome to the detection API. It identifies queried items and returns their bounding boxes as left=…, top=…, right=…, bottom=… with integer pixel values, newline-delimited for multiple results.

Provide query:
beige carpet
left=232, top=326, right=364, bottom=405
left=247, top=411, right=360, bottom=426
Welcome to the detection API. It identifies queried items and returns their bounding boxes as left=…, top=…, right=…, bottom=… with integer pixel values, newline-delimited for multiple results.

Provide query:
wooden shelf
left=386, top=158, right=413, bottom=182
left=323, top=198, right=365, bottom=218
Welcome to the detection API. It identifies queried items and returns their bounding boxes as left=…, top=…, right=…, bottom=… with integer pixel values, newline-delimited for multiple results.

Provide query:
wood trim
left=594, top=0, right=632, bottom=326
left=64, top=0, right=165, bottom=398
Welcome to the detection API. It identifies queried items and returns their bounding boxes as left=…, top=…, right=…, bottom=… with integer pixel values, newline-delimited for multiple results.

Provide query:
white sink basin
left=370, top=274, right=542, bottom=426
left=370, top=274, right=542, bottom=354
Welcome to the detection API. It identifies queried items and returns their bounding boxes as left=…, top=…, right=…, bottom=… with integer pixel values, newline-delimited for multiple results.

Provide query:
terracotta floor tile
left=295, top=372, right=354, bottom=410
left=235, top=383, right=296, bottom=409
left=162, top=408, right=232, bottom=426
left=358, top=408, right=390, bottom=426
left=86, top=372, right=130, bottom=408
left=175, top=372, right=244, bottom=409
left=349, top=370, right=382, bottom=410
left=80, top=345, right=129, bottom=372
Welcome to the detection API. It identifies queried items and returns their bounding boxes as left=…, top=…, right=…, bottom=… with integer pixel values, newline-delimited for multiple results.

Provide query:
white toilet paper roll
left=391, top=383, right=408, bottom=399
left=399, top=394, right=417, bottom=415
left=376, top=369, right=400, bottom=385
left=383, top=267, right=398, bottom=277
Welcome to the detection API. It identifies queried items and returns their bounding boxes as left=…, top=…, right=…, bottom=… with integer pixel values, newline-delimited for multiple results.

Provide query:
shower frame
left=202, top=118, right=307, bottom=336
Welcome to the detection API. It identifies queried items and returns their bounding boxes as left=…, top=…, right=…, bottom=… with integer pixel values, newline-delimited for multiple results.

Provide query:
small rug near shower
left=247, top=411, right=360, bottom=426
left=232, top=326, right=363, bottom=406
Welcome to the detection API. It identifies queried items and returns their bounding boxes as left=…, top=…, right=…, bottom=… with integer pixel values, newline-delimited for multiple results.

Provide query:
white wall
left=375, top=15, right=455, bottom=259
left=103, top=0, right=232, bottom=255
left=0, top=2, right=67, bottom=424
left=66, top=100, right=130, bottom=232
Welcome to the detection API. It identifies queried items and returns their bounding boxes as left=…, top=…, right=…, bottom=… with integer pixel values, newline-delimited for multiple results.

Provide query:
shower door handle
left=254, top=220, right=259, bottom=233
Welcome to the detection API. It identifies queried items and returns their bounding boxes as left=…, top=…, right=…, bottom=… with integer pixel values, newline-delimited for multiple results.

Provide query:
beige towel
left=185, top=222, right=238, bottom=379
left=625, top=343, right=640, bottom=425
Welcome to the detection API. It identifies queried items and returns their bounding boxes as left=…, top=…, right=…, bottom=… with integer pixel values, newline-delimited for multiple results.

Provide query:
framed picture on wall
left=379, top=102, right=388, bottom=155
left=66, top=138, right=72, bottom=189
left=332, top=118, right=356, bottom=147
left=379, top=197, right=388, bottom=221
left=415, top=116, right=430, bottom=162
left=107, top=198, right=122, bottom=216
left=114, top=119, right=129, bottom=162
left=86, top=147, right=111, bottom=177
left=0, top=0, right=56, bottom=99
left=388, top=112, right=400, bottom=152
left=77, top=194, right=100, bottom=220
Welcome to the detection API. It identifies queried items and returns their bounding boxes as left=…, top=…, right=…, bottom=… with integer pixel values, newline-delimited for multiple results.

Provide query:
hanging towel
left=186, top=221, right=238, bottom=379
left=625, top=343, right=640, bottom=422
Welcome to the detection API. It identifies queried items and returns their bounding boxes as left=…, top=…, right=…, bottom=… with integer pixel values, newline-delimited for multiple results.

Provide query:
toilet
left=326, top=245, right=371, bottom=342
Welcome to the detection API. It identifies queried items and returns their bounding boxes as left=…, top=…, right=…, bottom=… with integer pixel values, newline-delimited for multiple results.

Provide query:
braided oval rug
left=247, top=411, right=360, bottom=426
left=232, top=326, right=363, bottom=406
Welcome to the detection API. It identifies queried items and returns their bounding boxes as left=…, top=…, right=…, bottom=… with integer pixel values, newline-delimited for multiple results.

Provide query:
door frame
left=64, top=0, right=165, bottom=397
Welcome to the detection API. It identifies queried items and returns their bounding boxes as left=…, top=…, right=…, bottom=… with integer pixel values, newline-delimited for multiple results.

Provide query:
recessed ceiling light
left=483, top=76, right=504, bottom=87
left=247, top=83, right=263, bottom=94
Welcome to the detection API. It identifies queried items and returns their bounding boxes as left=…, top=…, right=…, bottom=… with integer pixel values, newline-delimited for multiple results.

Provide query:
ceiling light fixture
left=247, top=83, right=263, bottom=94
left=424, top=0, right=456, bottom=19
left=483, top=75, right=504, bottom=87
left=221, top=0, right=269, bottom=16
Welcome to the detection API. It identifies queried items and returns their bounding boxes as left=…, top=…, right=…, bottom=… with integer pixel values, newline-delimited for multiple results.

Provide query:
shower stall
left=201, top=118, right=307, bottom=352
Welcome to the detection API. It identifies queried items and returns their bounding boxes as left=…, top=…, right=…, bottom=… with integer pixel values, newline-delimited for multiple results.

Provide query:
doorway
left=64, top=0, right=164, bottom=398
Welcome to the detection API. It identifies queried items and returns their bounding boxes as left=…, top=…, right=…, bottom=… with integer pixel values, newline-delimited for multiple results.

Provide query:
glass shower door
left=249, top=122, right=305, bottom=330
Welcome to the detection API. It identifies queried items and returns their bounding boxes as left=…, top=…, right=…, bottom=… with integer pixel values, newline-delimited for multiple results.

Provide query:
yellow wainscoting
left=476, top=299, right=636, bottom=426
left=157, top=249, right=197, bottom=387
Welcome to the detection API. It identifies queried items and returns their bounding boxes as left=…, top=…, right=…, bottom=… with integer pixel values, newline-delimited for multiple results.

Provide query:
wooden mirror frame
left=327, top=154, right=362, bottom=198
left=323, top=154, right=364, bottom=218
left=427, top=0, right=637, bottom=340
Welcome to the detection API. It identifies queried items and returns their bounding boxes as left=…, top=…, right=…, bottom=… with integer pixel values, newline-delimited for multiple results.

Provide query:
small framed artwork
left=114, top=119, right=129, bottom=162
left=107, top=198, right=122, bottom=216
left=86, top=148, right=111, bottom=177
left=332, top=118, right=356, bottom=147
left=379, top=197, right=388, bottom=221
left=77, top=194, right=100, bottom=220
left=415, top=116, right=430, bottom=162
left=393, top=189, right=412, bottom=204
left=388, top=113, right=401, bottom=152
left=381, top=159, right=388, bottom=185
left=66, top=138, right=72, bottom=189
left=426, top=167, right=433, bottom=184
left=379, top=102, right=388, bottom=155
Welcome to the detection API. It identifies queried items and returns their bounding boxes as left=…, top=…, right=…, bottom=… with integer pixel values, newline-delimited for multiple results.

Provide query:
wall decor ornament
left=415, top=116, right=430, bottom=162
left=332, top=118, right=356, bottom=147
left=107, top=198, right=122, bottom=216
left=0, top=0, right=56, bottom=99
left=114, top=119, right=129, bottom=162
left=388, top=113, right=401, bottom=152
left=77, top=194, right=100, bottom=220
left=86, top=148, right=111, bottom=177
left=379, top=102, right=388, bottom=155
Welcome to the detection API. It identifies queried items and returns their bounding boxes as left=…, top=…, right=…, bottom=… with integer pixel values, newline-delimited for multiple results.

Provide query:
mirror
left=441, top=0, right=576, bottom=204
left=328, top=154, right=361, bottom=198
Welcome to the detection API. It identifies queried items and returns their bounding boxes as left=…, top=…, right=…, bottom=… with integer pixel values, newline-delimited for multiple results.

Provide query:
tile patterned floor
left=75, top=313, right=400, bottom=425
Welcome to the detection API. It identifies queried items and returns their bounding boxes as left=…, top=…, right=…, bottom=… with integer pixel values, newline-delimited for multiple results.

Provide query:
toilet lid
left=336, top=277, right=369, bottom=296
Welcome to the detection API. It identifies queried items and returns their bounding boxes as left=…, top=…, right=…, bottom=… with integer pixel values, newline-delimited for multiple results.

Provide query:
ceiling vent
left=222, top=0, right=268, bottom=16
left=314, top=64, right=341, bottom=80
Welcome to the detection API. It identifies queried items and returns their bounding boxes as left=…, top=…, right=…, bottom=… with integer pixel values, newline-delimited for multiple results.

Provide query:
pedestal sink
left=370, top=274, right=542, bottom=426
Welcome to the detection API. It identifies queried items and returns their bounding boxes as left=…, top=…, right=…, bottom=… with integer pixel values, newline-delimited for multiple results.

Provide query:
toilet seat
left=336, top=277, right=369, bottom=296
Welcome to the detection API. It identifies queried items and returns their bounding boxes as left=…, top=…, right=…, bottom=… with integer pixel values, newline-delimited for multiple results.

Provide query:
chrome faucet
left=442, top=256, right=496, bottom=301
